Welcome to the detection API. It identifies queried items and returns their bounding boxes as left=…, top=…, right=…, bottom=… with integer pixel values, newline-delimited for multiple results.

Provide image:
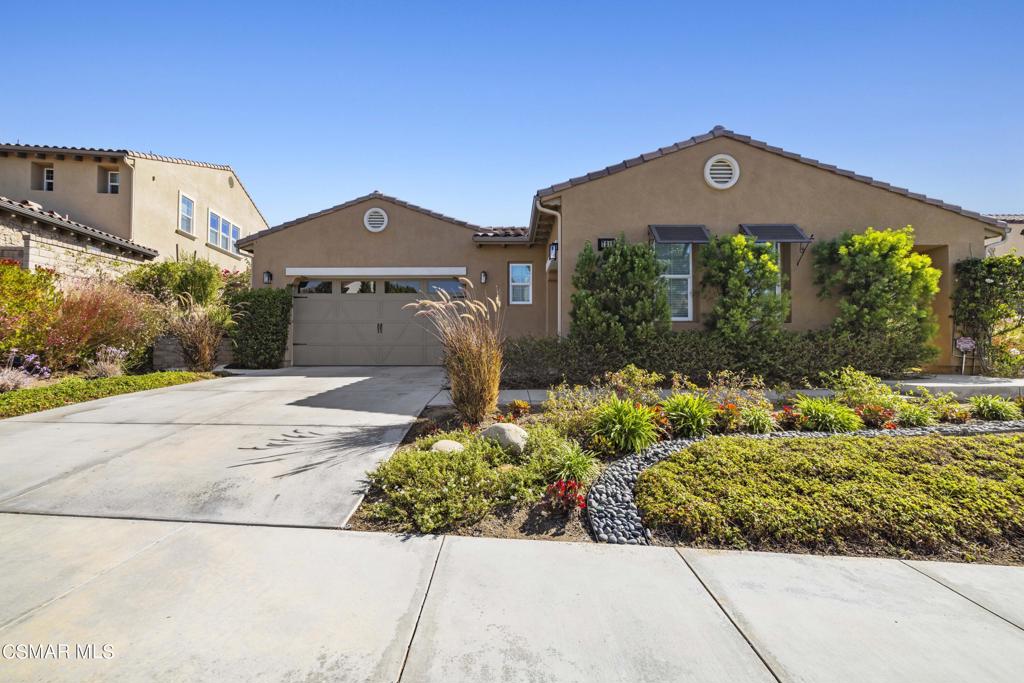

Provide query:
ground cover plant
left=0, top=371, right=212, bottom=418
left=636, top=434, right=1024, bottom=563
left=357, top=424, right=599, bottom=535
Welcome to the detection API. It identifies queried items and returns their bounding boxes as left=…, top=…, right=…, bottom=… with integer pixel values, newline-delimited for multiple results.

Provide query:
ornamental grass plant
left=407, top=279, right=503, bottom=423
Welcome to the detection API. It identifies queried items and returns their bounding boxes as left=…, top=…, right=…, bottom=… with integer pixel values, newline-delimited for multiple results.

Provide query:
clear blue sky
left=4, top=1, right=1021, bottom=227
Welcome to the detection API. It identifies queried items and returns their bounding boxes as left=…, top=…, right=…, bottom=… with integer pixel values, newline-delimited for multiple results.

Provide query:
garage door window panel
left=428, top=279, right=466, bottom=298
left=384, top=280, right=422, bottom=294
left=297, top=280, right=333, bottom=294
left=340, top=280, right=375, bottom=294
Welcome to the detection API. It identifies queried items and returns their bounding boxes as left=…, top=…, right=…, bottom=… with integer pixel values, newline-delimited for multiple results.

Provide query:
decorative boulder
left=430, top=439, right=465, bottom=453
left=480, top=423, right=528, bottom=455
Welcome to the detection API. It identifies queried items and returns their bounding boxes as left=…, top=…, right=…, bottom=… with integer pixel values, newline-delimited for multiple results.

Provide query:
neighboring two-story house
left=0, top=144, right=267, bottom=275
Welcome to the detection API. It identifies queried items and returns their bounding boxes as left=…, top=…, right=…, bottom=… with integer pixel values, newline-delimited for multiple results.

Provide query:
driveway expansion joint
left=899, top=559, right=1024, bottom=634
left=397, top=535, right=446, bottom=683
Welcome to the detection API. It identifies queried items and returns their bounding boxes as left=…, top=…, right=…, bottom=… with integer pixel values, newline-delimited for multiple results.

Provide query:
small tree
left=813, top=226, right=940, bottom=368
left=122, top=256, right=222, bottom=307
left=570, top=236, right=670, bottom=349
left=699, top=235, right=788, bottom=346
left=952, top=254, right=1024, bottom=372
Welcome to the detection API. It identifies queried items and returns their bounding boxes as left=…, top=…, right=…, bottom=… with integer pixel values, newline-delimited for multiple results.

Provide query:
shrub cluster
left=227, top=288, right=292, bottom=369
left=363, top=424, right=599, bottom=533
left=636, top=434, right=1024, bottom=560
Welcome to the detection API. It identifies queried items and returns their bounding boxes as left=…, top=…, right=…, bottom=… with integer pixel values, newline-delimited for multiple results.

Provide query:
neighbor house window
left=509, top=263, right=532, bottom=304
left=208, top=210, right=240, bottom=253
left=107, top=171, right=120, bottom=194
left=178, top=193, right=195, bottom=234
left=43, top=167, right=54, bottom=191
left=655, top=243, right=692, bottom=321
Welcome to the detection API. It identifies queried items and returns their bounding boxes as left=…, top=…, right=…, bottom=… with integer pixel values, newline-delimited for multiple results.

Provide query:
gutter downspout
left=985, top=223, right=1011, bottom=256
left=534, top=199, right=563, bottom=336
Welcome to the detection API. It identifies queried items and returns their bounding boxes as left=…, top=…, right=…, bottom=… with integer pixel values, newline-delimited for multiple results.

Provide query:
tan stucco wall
left=0, top=155, right=133, bottom=239
left=0, top=215, right=147, bottom=278
left=550, top=137, right=991, bottom=370
left=246, top=197, right=547, bottom=338
left=992, top=221, right=1024, bottom=255
left=129, top=157, right=265, bottom=270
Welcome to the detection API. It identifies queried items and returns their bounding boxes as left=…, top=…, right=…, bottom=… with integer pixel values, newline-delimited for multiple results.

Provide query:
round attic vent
left=704, top=154, right=740, bottom=190
left=363, top=207, right=389, bottom=232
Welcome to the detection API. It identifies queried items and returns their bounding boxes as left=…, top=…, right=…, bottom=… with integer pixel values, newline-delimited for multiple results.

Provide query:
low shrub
left=538, top=382, right=611, bottom=441
left=603, top=364, right=664, bottom=405
left=0, top=372, right=211, bottom=418
left=0, top=350, right=51, bottom=393
left=589, top=395, right=661, bottom=454
left=169, top=301, right=234, bottom=371
left=793, top=396, right=864, bottom=432
left=740, top=405, right=778, bottom=433
left=969, top=395, right=1022, bottom=421
left=637, top=434, right=1024, bottom=560
left=83, top=345, right=128, bottom=379
left=546, top=479, right=587, bottom=512
left=228, top=288, right=292, bottom=369
left=896, top=403, right=936, bottom=428
left=45, top=280, right=164, bottom=370
left=407, top=280, right=502, bottom=424
left=825, top=367, right=902, bottom=409
left=662, top=393, right=717, bottom=438
left=854, top=404, right=897, bottom=429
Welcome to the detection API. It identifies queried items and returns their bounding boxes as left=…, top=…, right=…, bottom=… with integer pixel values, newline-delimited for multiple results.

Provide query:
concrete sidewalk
left=3, top=513, right=1023, bottom=682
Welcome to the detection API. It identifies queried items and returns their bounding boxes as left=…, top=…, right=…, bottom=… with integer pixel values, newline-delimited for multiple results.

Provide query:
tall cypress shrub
left=569, top=236, right=670, bottom=350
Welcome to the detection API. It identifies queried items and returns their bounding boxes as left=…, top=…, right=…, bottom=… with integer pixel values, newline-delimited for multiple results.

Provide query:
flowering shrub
left=715, top=402, right=743, bottom=433
left=507, top=399, right=531, bottom=419
left=775, top=404, right=807, bottom=430
left=603, top=364, right=664, bottom=405
left=220, top=268, right=250, bottom=298
left=546, top=479, right=587, bottom=512
left=0, top=349, right=52, bottom=392
left=45, top=279, right=164, bottom=370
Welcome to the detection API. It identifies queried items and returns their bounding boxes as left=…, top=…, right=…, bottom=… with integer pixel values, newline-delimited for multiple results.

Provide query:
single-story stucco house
left=238, top=126, right=1009, bottom=371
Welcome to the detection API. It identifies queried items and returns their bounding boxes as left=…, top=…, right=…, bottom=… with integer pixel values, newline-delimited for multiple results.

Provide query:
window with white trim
left=509, top=263, right=532, bottom=304
left=655, top=243, right=692, bottom=321
left=178, top=194, right=195, bottom=234
left=43, top=167, right=54, bottom=191
left=107, top=171, right=120, bottom=194
left=208, top=210, right=241, bottom=253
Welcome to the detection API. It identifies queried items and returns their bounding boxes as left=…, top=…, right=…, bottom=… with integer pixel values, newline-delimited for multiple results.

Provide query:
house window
left=107, top=171, right=120, bottom=194
left=509, top=263, right=532, bottom=304
left=43, top=167, right=54, bottom=191
left=208, top=211, right=241, bottom=253
left=179, top=194, right=195, bottom=234
left=655, top=243, right=692, bottom=321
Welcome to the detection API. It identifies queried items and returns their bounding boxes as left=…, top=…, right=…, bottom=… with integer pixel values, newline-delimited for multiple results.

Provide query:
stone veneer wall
left=0, top=214, right=147, bottom=278
left=153, top=334, right=234, bottom=371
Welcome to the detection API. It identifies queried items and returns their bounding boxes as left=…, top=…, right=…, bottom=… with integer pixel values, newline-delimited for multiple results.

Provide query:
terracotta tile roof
left=472, top=226, right=530, bottom=242
left=237, top=191, right=485, bottom=248
left=0, top=196, right=158, bottom=258
left=534, top=126, right=1009, bottom=233
left=0, top=143, right=268, bottom=229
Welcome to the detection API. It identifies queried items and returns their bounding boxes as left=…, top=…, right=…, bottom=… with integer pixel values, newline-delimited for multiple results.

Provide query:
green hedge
left=228, top=289, right=292, bottom=369
left=0, top=372, right=211, bottom=418
left=503, top=329, right=929, bottom=388
left=636, top=434, right=1024, bottom=560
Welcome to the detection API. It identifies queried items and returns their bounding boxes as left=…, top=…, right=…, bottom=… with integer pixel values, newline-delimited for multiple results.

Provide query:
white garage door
left=291, top=278, right=460, bottom=366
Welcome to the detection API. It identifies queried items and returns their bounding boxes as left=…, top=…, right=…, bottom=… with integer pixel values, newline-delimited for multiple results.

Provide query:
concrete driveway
left=0, top=366, right=444, bottom=527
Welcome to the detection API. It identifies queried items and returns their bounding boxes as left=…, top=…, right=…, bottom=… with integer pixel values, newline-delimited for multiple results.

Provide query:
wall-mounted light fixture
left=548, top=242, right=559, bottom=260
left=262, top=271, right=273, bottom=285
left=480, top=270, right=488, bottom=284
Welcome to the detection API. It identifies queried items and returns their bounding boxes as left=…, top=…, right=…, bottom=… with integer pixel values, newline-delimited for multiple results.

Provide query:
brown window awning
left=649, top=224, right=711, bottom=244
left=739, top=224, right=811, bottom=243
